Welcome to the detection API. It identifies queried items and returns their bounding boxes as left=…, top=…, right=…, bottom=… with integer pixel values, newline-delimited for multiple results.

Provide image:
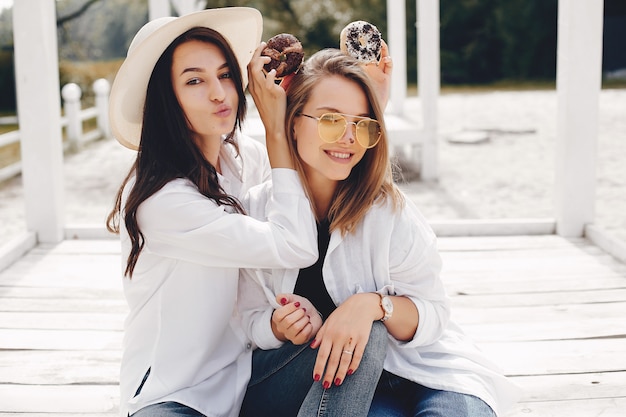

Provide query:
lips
left=327, top=151, right=351, bottom=159
left=325, top=150, right=355, bottom=163
left=214, top=104, right=232, bottom=118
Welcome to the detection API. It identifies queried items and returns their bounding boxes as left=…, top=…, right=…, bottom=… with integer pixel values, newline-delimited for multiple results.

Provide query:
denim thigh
left=240, top=341, right=318, bottom=417
left=130, top=402, right=204, bottom=417
left=368, top=371, right=496, bottom=417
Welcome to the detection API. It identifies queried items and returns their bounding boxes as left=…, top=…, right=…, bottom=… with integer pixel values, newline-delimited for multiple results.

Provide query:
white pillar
left=171, top=0, right=207, bottom=16
left=387, top=0, right=407, bottom=116
left=13, top=0, right=64, bottom=243
left=417, top=0, right=440, bottom=181
left=93, top=78, right=111, bottom=138
left=149, top=0, right=171, bottom=20
left=62, top=83, right=82, bottom=151
left=554, top=0, right=603, bottom=237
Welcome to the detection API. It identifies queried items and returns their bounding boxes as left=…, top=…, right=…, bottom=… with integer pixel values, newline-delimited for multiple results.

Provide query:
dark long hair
left=106, top=27, right=247, bottom=278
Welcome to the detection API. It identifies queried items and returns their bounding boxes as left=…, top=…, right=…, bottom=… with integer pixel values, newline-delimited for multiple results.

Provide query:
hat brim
left=109, top=8, right=263, bottom=150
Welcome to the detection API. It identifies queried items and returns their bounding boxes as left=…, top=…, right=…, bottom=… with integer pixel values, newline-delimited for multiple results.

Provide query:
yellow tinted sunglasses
left=300, top=113, right=382, bottom=149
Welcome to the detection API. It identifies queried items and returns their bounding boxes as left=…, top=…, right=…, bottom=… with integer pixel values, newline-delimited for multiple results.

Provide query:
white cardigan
left=118, top=134, right=318, bottom=417
left=239, top=182, right=520, bottom=416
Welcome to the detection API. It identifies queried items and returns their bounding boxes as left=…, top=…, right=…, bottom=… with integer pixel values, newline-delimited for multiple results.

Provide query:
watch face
left=382, top=296, right=393, bottom=313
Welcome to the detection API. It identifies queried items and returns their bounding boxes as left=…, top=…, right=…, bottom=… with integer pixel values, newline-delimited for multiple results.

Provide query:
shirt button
left=246, top=343, right=252, bottom=350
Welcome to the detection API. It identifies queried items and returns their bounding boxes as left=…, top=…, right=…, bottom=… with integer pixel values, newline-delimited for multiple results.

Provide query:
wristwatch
left=375, top=292, right=393, bottom=322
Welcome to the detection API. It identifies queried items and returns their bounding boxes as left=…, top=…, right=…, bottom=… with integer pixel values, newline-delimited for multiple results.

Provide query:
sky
left=0, top=0, right=11, bottom=11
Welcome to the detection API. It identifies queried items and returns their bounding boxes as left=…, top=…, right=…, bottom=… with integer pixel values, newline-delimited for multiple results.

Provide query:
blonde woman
left=238, top=49, right=520, bottom=417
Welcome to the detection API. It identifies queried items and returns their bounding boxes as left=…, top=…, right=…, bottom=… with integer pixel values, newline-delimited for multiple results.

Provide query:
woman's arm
left=247, top=43, right=292, bottom=169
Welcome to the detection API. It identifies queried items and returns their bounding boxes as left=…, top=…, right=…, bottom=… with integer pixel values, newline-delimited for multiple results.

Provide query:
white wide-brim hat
left=109, top=7, right=263, bottom=150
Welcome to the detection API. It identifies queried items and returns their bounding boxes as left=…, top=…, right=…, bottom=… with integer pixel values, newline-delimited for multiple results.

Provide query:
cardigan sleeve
left=386, top=198, right=451, bottom=348
left=134, top=169, right=317, bottom=270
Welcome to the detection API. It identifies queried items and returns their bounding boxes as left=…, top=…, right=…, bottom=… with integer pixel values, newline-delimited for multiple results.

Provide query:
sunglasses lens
left=356, top=120, right=382, bottom=148
left=318, top=113, right=347, bottom=143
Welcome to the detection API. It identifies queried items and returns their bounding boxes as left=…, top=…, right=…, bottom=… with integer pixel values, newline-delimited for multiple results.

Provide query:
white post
left=12, top=0, right=64, bottom=243
left=171, top=0, right=207, bottom=16
left=417, top=0, right=440, bottom=181
left=149, top=0, right=171, bottom=20
left=93, top=78, right=111, bottom=138
left=62, top=83, right=82, bottom=151
left=554, top=0, right=603, bottom=237
left=386, top=0, right=407, bottom=116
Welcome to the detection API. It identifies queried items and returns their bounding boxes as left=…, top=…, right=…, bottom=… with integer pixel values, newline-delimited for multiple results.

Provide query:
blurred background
left=1, top=0, right=625, bottom=112
left=0, top=0, right=624, bottom=245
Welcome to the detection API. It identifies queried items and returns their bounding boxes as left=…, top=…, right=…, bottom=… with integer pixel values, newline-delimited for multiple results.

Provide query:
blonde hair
left=285, top=48, right=403, bottom=235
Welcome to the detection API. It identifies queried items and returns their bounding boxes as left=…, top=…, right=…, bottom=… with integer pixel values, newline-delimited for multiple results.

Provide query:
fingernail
left=323, top=381, right=330, bottom=389
left=334, top=378, right=342, bottom=386
left=310, top=340, right=316, bottom=348
left=314, top=374, right=321, bottom=381
left=302, top=307, right=306, bottom=312
left=294, top=302, right=300, bottom=307
left=280, top=297, right=287, bottom=305
left=347, top=369, right=354, bottom=376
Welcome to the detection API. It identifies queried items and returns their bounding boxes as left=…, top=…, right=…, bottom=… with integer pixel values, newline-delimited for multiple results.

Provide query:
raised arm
left=247, top=43, right=292, bottom=169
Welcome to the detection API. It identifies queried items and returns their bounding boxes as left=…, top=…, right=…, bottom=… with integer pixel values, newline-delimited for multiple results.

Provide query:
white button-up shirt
left=239, top=182, right=521, bottom=416
left=118, top=134, right=317, bottom=417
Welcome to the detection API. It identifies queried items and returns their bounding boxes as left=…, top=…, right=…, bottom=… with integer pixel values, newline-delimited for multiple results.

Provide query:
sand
left=1, top=89, right=624, bottom=246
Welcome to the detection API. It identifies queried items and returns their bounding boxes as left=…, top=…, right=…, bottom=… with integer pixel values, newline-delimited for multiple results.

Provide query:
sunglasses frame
left=299, top=113, right=382, bottom=149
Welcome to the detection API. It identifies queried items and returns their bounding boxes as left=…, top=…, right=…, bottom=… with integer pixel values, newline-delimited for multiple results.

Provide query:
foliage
left=0, top=0, right=623, bottom=113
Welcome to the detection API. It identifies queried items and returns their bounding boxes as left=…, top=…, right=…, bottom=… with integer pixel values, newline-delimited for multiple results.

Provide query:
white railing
left=0, top=78, right=110, bottom=183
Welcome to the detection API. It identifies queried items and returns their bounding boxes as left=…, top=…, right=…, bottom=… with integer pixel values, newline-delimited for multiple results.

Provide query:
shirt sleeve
left=135, top=168, right=318, bottom=269
left=237, top=267, right=285, bottom=350
left=386, top=198, right=451, bottom=348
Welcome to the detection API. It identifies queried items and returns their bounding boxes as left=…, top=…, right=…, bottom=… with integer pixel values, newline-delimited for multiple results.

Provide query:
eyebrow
left=179, top=62, right=229, bottom=76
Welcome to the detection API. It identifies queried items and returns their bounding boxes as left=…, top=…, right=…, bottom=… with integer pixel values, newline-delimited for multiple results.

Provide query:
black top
left=294, top=219, right=336, bottom=320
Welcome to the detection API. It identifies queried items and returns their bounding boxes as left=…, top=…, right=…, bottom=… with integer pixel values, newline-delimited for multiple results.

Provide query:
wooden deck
left=0, top=234, right=625, bottom=416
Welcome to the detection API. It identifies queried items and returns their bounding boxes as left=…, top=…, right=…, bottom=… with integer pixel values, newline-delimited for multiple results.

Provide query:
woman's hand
left=309, top=293, right=381, bottom=389
left=247, top=43, right=292, bottom=168
left=362, top=40, right=392, bottom=109
left=271, top=293, right=323, bottom=345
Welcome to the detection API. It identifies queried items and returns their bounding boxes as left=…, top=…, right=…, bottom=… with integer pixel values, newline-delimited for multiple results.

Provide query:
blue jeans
left=130, top=402, right=204, bottom=416
left=368, top=371, right=496, bottom=417
left=240, top=321, right=388, bottom=417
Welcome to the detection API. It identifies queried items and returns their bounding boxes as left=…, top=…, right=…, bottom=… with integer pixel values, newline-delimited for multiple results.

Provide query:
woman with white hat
left=106, top=8, right=317, bottom=417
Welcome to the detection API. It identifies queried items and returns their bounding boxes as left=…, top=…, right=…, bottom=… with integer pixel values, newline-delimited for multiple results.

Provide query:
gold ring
left=343, top=350, right=353, bottom=355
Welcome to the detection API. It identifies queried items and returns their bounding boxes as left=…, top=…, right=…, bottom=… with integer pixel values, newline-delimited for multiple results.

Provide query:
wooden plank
left=511, top=371, right=626, bottom=402
left=0, top=285, right=124, bottom=300
left=462, top=315, right=626, bottom=342
left=453, top=301, right=626, bottom=325
left=0, top=311, right=124, bottom=330
left=0, top=385, right=118, bottom=413
left=0, top=411, right=119, bottom=417
left=0, top=350, right=121, bottom=385
left=0, top=297, right=127, bottom=313
left=505, top=397, right=626, bottom=417
left=437, top=235, right=589, bottom=251
left=450, top=289, right=626, bottom=308
left=0, top=255, right=122, bottom=288
left=445, top=275, right=626, bottom=294
left=0, top=329, right=122, bottom=350
left=479, top=338, right=626, bottom=376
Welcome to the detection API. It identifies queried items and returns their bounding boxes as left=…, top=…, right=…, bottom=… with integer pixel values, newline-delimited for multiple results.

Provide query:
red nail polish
left=280, top=297, right=287, bottom=305
left=314, top=374, right=321, bottom=381
left=294, top=302, right=301, bottom=307
left=323, top=381, right=330, bottom=389
left=347, top=369, right=354, bottom=376
left=310, top=340, right=316, bottom=348
left=334, top=378, right=342, bottom=386
left=302, top=307, right=307, bottom=312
